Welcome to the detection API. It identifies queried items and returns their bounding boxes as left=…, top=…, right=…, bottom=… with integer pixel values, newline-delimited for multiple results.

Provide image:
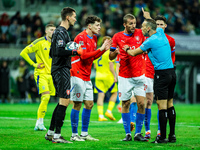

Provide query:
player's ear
left=123, top=23, right=126, bottom=28
left=165, top=24, right=167, bottom=29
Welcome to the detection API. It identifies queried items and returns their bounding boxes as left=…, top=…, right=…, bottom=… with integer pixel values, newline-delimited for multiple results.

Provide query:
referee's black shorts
left=52, top=67, right=71, bottom=99
left=154, top=68, right=176, bottom=100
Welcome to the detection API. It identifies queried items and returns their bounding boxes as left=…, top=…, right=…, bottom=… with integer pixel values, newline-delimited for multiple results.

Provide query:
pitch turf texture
left=0, top=103, right=200, bottom=150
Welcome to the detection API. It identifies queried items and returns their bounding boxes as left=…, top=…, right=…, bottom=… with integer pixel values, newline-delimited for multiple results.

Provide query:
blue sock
left=157, top=110, right=160, bottom=130
left=144, top=108, right=151, bottom=131
left=70, top=109, right=79, bottom=134
left=132, top=102, right=137, bottom=122
left=82, top=108, right=91, bottom=132
left=122, top=113, right=131, bottom=134
left=135, top=113, right=145, bottom=134
left=130, top=103, right=134, bottom=122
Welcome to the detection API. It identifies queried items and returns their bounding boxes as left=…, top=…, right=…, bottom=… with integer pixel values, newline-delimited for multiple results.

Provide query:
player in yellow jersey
left=20, top=24, right=56, bottom=131
left=94, top=36, right=118, bottom=121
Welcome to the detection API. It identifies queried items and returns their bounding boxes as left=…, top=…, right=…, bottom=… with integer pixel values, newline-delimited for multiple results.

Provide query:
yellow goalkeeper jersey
left=20, top=37, right=52, bottom=75
left=93, top=50, right=116, bottom=81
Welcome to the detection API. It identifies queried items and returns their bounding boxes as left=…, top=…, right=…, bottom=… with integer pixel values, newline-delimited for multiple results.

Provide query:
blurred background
left=0, top=0, right=200, bottom=104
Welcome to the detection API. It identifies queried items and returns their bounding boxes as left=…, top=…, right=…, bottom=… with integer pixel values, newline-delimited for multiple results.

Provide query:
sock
left=130, top=102, right=137, bottom=123
left=144, top=108, right=151, bottom=132
left=97, top=105, right=103, bottom=117
left=82, top=108, right=91, bottom=132
left=107, top=101, right=115, bottom=112
left=37, top=94, right=50, bottom=119
left=47, top=130, right=54, bottom=135
left=159, top=109, right=167, bottom=140
left=55, top=104, right=67, bottom=134
left=122, top=113, right=131, bottom=134
left=135, top=113, right=145, bottom=134
left=54, top=133, right=61, bottom=139
left=157, top=109, right=160, bottom=131
left=70, top=109, right=79, bottom=134
left=81, top=131, right=88, bottom=136
left=167, top=106, right=176, bottom=136
left=49, top=103, right=59, bottom=131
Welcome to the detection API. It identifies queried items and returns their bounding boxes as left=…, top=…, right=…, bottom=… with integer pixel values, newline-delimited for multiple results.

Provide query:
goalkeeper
left=20, top=24, right=56, bottom=131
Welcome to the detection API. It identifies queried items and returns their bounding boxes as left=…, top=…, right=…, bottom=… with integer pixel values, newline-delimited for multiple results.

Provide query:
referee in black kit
left=45, top=7, right=83, bottom=143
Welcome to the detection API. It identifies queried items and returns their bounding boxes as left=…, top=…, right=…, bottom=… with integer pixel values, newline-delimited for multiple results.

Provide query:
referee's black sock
left=159, top=109, right=167, bottom=140
left=55, top=104, right=67, bottom=134
left=167, top=106, right=176, bottom=136
left=49, top=103, right=59, bottom=131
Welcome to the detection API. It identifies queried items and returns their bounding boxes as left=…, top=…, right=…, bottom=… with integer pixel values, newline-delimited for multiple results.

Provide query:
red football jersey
left=166, top=34, right=176, bottom=64
left=145, top=34, right=176, bottom=79
left=112, top=29, right=145, bottom=78
left=71, top=30, right=102, bottom=81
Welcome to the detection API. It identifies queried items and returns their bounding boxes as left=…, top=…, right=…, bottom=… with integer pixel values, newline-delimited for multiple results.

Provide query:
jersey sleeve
left=170, top=37, right=176, bottom=63
left=111, top=34, right=118, bottom=50
left=140, top=38, right=151, bottom=52
left=20, top=41, right=39, bottom=66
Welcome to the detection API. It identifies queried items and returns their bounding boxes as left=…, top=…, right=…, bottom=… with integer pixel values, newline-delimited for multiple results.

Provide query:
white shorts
left=145, top=77, right=154, bottom=93
left=70, top=76, right=93, bottom=102
left=118, top=75, right=145, bottom=101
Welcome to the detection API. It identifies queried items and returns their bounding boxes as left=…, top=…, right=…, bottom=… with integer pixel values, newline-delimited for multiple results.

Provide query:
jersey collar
left=123, top=32, right=133, bottom=36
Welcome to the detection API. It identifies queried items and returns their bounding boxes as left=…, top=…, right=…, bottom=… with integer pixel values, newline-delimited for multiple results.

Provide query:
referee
left=123, top=17, right=176, bottom=143
left=45, top=7, right=82, bottom=143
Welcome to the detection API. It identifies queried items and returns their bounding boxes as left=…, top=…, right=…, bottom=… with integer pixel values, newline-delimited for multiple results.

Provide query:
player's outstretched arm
left=122, top=45, right=143, bottom=56
left=99, top=39, right=112, bottom=51
left=142, top=7, right=152, bottom=19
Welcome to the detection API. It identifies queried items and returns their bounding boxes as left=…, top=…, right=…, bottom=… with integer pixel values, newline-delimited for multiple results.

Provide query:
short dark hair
left=61, top=7, right=76, bottom=21
left=123, top=14, right=135, bottom=24
left=85, top=15, right=102, bottom=26
left=155, top=15, right=167, bottom=24
left=45, top=24, right=55, bottom=30
left=145, top=19, right=157, bottom=30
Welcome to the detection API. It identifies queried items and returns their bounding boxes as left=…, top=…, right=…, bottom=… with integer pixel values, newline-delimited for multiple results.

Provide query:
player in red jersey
left=70, top=15, right=112, bottom=142
left=154, top=15, right=176, bottom=142
left=109, top=14, right=148, bottom=142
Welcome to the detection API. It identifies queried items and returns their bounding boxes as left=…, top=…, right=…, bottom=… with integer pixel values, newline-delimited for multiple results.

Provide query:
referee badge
left=66, top=90, right=70, bottom=95
left=76, top=93, right=81, bottom=98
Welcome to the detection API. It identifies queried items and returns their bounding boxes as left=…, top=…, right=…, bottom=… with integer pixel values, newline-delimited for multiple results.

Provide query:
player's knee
left=85, top=101, right=94, bottom=109
left=41, top=94, right=50, bottom=103
left=137, top=101, right=145, bottom=111
left=122, top=100, right=130, bottom=110
left=73, top=101, right=82, bottom=110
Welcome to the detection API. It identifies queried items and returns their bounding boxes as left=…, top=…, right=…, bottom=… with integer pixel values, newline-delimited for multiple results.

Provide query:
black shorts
left=154, top=68, right=176, bottom=100
left=52, top=67, right=71, bottom=99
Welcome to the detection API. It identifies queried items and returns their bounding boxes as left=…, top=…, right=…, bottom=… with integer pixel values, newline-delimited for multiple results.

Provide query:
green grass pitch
left=0, top=103, right=200, bottom=150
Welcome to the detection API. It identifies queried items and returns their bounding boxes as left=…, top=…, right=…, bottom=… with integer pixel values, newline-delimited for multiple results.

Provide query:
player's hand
left=114, top=46, right=120, bottom=54
left=77, top=45, right=83, bottom=55
left=122, top=45, right=130, bottom=52
left=100, top=39, right=112, bottom=51
left=142, top=7, right=151, bottom=19
left=114, top=76, right=117, bottom=83
left=33, top=63, right=45, bottom=69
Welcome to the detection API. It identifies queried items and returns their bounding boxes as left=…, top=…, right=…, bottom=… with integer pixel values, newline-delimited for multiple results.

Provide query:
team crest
left=42, top=86, right=45, bottom=90
left=76, top=93, right=81, bottom=98
left=135, top=36, right=140, bottom=41
left=66, top=90, right=70, bottom=95
left=119, top=92, right=121, bottom=97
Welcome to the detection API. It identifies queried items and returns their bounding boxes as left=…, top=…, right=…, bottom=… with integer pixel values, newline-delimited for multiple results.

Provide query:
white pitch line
left=0, top=117, right=200, bottom=127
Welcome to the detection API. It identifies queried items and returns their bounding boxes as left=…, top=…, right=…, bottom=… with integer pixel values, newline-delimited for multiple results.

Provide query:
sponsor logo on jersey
left=121, top=40, right=125, bottom=43
left=76, top=93, right=81, bottom=98
left=44, top=47, right=47, bottom=50
left=66, top=90, right=70, bottom=95
left=58, top=40, right=63, bottom=46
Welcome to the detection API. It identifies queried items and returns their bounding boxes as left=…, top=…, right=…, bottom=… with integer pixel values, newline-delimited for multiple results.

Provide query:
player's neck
left=60, top=21, right=70, bottom=30
left=149, top=30, right=156, bottom=37
left=124, top=29, right=133, bottom=35
left=86, top=28, right=94, bottom=37
left=46, top=36, right=51, bottom=42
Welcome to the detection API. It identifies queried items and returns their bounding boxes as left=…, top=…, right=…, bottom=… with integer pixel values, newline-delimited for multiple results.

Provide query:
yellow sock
left=37, top=94, right=50, bottom=119
left=97, top=105, right=103, bottom=116
left=107, top=101, right=115, bottom=112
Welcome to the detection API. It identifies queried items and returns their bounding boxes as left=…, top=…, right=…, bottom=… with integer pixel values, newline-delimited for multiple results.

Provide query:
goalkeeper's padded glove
left=72, top=46, right=83, bottom=56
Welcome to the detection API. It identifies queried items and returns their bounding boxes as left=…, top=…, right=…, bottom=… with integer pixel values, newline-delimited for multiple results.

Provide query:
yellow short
left=94, top=79, right=118, bottom=94
left=34, top=74, right=56, bottom=96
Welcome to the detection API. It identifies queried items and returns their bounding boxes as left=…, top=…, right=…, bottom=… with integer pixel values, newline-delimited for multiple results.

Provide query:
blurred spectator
left=186, top=20, right=196, bottom=35
left=0, top=60, right=10, bottom=103
left=10, top=11, right=22, bottom=25
left=0, top=34, right=9, bottom=44
left=21, top=26, right=33, bottom=45
left=32, top=19, right=45, bottom=38
left=27, top=72, right=39, bottom=103
left=23, top=13, right=32, bottom=27
left=8, top=20, right=21, bottom=43
left=0, top=13, right=10, bottom=34
left=16, top=60, right=29, bottom=103
left=32, top=12, right=43, bottom=26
